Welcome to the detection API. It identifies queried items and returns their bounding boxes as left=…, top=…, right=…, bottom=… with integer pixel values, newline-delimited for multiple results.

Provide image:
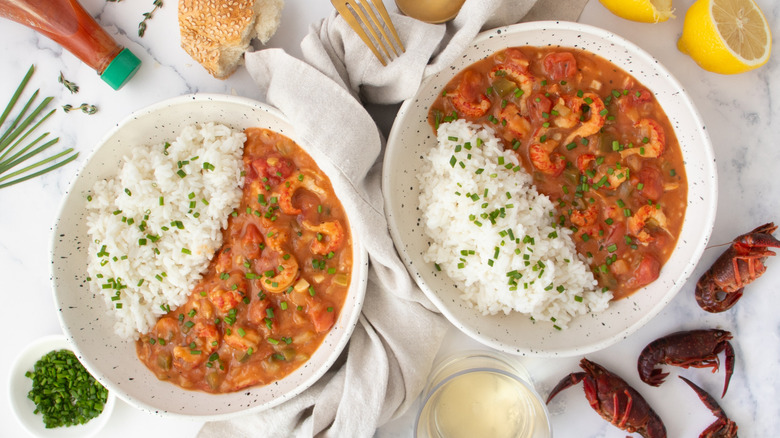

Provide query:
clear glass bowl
left=415, top=351, right=552, bottom=438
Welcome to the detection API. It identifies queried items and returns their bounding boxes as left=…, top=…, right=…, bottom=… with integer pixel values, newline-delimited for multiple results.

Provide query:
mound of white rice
left=418, top=120, right=612, bottom=329
left=86, top=123, right=245, bottom=339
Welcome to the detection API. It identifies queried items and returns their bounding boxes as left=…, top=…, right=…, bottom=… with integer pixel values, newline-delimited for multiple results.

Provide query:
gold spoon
left=395, top=0, right=466, bottom=24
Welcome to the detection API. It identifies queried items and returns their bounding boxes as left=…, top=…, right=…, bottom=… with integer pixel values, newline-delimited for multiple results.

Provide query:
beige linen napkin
left=199, top=0, right=587, bottom=436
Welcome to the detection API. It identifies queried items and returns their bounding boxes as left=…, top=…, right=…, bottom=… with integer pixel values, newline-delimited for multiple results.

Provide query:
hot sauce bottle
left=0, top=0, right=141, bottom=90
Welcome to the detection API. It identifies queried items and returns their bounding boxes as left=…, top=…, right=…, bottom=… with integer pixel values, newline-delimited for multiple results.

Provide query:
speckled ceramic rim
left=49, top=94, right=369, bottom=420
left=383, top=21, right=717, bottom=357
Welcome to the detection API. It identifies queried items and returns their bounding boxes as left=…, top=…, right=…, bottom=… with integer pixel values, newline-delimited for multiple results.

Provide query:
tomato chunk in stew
left=429, top=47, right=687, bottom=299
left=137, top=128, right=352, bottom=393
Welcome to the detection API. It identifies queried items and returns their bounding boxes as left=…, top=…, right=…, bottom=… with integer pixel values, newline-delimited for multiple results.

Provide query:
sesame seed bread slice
left=179, top=0, right=284, bottom=79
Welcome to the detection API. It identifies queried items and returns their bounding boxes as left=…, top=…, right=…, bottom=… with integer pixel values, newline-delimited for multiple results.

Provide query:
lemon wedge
left=678, top=0, right=771, bottom=74
left=598, top=0, right=675, bottom=23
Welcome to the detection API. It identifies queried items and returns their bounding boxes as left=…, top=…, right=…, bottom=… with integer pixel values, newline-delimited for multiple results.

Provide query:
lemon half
left=678, top=0, right=771, bottom=74
left=598, top=0, right=675, bottom=23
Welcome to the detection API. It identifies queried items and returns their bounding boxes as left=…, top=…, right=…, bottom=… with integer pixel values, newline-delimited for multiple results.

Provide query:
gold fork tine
left=368, top=0, right=405, bottom=53
left=331, top=0, right=387, bottom=65
left=356, top=0, right=398, bottom=57
left=345, top=0, right=392, bottom=60
left=331, top=0, right=405, bottom=66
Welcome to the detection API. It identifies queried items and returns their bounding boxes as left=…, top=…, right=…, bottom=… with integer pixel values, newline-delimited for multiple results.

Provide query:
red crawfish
left=547, top=358, right=666, bottom=438
left=679, top=376, right=738, bottom=438
left=638, top=329, right=734, bottom=398
left=696, top=222, right=780, bottom=313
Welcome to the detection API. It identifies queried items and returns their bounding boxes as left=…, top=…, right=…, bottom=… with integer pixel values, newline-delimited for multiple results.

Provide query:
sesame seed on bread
left=179, top=0, right=284, bottom=79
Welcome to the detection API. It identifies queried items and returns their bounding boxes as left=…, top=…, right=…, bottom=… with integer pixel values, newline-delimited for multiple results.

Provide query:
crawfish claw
left=737, top=222, right=780, bottom=247
left=679, top=376, right=738, bottom=438
left=546, top=372, right=586, bottom=404
left=722, top=341, right=735, bottom=399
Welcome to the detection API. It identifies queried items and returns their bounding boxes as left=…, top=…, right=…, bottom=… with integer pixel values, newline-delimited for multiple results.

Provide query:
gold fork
left=330, top=0, right=405, bottom=66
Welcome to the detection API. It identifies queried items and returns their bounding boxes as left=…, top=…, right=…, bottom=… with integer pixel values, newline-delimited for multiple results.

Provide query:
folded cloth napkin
left=199, top=0, right=587, bottom=436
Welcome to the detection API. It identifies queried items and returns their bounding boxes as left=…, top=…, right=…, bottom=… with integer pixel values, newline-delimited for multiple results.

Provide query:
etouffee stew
left=429, top=47, right=687, bottom=299
left=137, top=128, right=352, bottom=393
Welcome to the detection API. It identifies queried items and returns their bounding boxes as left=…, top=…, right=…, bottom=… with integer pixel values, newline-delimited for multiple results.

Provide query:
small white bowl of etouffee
left=9, top=334, right=117, bottom=438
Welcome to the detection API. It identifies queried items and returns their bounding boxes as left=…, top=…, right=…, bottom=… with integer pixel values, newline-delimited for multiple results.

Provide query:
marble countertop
left=1, top=0, right=778, bottom=437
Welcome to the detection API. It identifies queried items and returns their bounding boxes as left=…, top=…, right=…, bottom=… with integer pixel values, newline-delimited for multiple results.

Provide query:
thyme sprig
left=0, top=65, right=79, bottom=189
left=62, top=103, right=98, bottom=115
left=58, top=72, right=79, bottom=94
left=58, top=72, right=98, bottom=114
left=138, top=0, right=163, bottom=37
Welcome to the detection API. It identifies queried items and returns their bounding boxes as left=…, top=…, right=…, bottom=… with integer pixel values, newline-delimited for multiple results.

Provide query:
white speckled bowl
left=50, top=94, right=368, bottom=419
left=383, top=21, right=717, bottom=357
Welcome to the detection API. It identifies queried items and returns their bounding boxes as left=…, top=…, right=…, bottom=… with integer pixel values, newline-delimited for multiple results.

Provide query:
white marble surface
left=1, top=0, right=778, bottom=437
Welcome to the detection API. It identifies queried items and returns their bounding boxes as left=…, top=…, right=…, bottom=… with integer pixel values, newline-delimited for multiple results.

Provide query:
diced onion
left=334, top=274, right=349, bottom=286
left=293, top=278, right=310, bottom=293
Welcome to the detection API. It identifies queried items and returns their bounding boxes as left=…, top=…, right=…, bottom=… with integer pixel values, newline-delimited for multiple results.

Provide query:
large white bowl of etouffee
left=50, top=94, right=368, bottom=419
left=383, top=21, right=717, bottom=356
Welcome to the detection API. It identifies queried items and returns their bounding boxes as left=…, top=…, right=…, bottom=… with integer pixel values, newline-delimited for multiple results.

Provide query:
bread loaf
left=179, top=0, right=284, bottom=79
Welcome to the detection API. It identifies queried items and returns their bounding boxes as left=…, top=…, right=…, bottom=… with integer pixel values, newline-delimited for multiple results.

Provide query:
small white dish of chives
left=8, top=334, right=117, bottom=438
left=0, top=65, right=79, bottom=189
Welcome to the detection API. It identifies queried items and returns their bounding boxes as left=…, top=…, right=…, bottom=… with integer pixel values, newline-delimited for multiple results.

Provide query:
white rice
left=86, top=123, right=245, bottom=339
left=418, top=120, right=612, bottom=329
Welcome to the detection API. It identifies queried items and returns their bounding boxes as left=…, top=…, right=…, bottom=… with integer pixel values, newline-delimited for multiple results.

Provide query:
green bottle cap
left=100, top=48, right=141, bottom=90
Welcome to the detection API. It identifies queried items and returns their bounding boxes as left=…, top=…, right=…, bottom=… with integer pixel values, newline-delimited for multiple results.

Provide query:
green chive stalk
left=0, top=65, right=79, bottom=189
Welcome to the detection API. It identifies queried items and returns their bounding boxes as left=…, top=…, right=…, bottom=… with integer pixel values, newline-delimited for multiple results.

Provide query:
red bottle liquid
left=0, top=0, right=141, bottom=90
